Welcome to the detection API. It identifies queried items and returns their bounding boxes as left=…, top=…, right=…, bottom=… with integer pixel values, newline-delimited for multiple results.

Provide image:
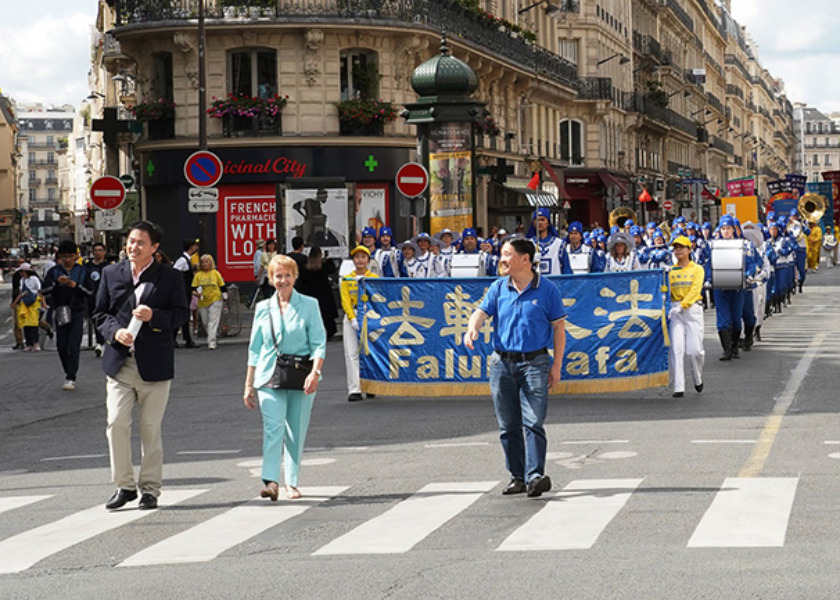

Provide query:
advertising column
left=427, top=122, right=474, bottom=233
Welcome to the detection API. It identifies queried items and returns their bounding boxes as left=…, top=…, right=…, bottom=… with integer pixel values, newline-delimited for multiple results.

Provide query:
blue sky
left=0, top=1, right=837, bottom=113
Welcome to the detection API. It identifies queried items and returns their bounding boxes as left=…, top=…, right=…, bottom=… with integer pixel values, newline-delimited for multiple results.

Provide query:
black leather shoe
left=502, top=478, right=526, bottom=495
left=365, top=393, right=376, bottom=399
left=673, top=392, right=684, bottom=398
left=138, top=493, right=158, bottom=510
left=348, top=393, right=363, bottom=402
left=106, top=488, right=138, bottom=510
left=695, top=382, right=704, bottom=393
left=526, top=475, right=552, bottom=497
left=184, top=341, right=200, bottom=348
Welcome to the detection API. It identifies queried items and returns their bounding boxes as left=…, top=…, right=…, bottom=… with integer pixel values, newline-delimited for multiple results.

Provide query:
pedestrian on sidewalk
left=11, top=263, right=44, bottom=352
left=297, top=245, right=338, bottom=339
left=84, top=242, right=112, bottom=357
left=94, top=220, right=189, bottom=511
left=42, top=241, right=94, bottom=391
left=191, top=253, right=228, bottom=350
left=243, top=254, right=326, bottom=501
left=464, top=238, right=566, bottom=498
left=172, top=239, right=199, bottom=348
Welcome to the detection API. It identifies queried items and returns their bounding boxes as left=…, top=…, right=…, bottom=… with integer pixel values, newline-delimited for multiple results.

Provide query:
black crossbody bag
left=266, top=307, right=313, bottom=390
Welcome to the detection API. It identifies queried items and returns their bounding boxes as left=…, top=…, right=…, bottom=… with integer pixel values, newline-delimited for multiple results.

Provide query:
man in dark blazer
left=93, top=220, right=188, bottom=511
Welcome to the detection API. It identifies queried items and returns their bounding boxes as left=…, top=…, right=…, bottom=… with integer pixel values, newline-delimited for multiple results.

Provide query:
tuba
left=609, top=207, right=637, bottom=230
left=798, top=193, right=826, bottom=224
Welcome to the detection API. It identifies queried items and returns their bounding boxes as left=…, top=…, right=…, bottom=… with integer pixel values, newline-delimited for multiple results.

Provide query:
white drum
left=710, top=239, right=747, bottom=289
left=450, top=253, right=483, bottom=277
left=568, top=251, right=591, bottom=274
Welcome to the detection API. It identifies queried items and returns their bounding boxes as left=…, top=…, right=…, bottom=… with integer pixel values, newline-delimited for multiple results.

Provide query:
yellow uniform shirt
left=669, top=261, right=705, bottom=309
left=191, top=269, right=225, bottom=308
left=340, top=269, right=377, bottom=321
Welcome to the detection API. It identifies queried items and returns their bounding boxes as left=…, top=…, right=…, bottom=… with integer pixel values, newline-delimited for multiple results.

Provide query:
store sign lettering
left=224, top=157, right=308, bottom=178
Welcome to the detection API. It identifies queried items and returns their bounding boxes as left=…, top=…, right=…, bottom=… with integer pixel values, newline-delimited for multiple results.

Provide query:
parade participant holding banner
left=340, top=246, right=378, bottom=402
left=373, top=226, right=399, bottom=278
left=527, top=207, right=569, bottom=275
left=463, top=238, right=566, bottom=498
left=668, top=236, right=705, bottom=398
left=360, top=227, right=382, bottom=276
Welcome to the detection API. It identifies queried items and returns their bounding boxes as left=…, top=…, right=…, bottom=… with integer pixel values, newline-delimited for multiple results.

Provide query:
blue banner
left=806, top=182, right=835, bottom=232
left=357, top=271, right=670, bottom=397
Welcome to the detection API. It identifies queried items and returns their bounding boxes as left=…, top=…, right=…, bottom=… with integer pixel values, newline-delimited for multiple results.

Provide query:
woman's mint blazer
left=248, top=290, right=327, bottom=389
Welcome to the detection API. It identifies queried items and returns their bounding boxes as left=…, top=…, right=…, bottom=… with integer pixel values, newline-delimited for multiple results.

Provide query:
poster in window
left=355, top=184, right=389, bottom=244
left=216, top=184, right=277, bottom=283
left=285, top=188, right=349, bottom=258
left=428, top=122, right=473, bottom=233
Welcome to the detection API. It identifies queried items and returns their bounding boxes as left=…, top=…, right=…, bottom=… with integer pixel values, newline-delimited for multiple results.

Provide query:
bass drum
left=710, top=239, right=747, bottom=289
left=450, top=253, right=484, bottom=277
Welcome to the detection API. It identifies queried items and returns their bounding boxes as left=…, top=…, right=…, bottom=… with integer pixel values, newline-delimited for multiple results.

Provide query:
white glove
left=703, top=281, right=712, bottom=289
left=668, top=307, right=680, bottom=320
left=222, top=292, right=229, bottom=300
left=350, top=318, right=360, bottom=332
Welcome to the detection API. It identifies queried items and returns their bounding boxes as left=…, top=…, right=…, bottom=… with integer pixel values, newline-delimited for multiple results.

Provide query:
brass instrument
left=609, top=207, right=637, bottom=230
left=786, top=220, right=802, bottom=240
left=659, top=220, right=672, bottom=242
left=798, top=193, right=826, bottom=224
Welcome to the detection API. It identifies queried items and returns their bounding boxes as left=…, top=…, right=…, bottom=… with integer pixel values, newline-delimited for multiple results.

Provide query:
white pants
left=343, top=317, right=361, bottom=395
left=753, top=282, right=766, bottom=328
left=668, top=303, right=704, bottom=394
left=198, top=300, right=223, bottom=348
left=826, top=246, right=838, bottom=268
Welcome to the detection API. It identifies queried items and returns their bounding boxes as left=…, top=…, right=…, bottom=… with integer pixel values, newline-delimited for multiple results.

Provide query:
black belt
left=496, top=348, right=548, bottom=362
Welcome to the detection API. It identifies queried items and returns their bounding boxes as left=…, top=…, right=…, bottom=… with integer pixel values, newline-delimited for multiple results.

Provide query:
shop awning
left=598, top=171, right=629, bottom=198
left=541, top=160, right=572, bottom=200
left=504, top=186, right=558, bottom=207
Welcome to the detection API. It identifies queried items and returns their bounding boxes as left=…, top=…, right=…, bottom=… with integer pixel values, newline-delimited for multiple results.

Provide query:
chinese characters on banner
left=357, top=271, right=669, bottom=397
left=428, top=122, right=473, bottom=233
left=216, top=184, right=276, bottom=282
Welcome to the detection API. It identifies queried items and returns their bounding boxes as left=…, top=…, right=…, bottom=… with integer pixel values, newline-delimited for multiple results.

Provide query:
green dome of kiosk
left=411, top=36, right=478, bottom=99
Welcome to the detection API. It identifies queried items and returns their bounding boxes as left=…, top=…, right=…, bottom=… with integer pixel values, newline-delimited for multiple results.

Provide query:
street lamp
left=597, top=53, right=630, bottom=68
left=668, top=90, right=691, bottom=99
left=690, top=108, right=711, bottom=118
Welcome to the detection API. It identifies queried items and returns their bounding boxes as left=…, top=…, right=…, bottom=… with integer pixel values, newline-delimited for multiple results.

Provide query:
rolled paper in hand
left=127, top=316, right=142, bottom=338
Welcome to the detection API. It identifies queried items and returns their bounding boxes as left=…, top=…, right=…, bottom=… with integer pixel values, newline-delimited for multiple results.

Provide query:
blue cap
left=719, top=215, right=735, bottom=228
left=778, top=216, right=789, bottom=227
left=625, top=219, right=635, bottom=228
left=766, top=211, right=776, bottom=220
left=416, top=232, right=431, bottom=241
left=790, top=208, right=799, bottom=217
left=361, top=226, right=377, bottom=238
left=686, top=222, right=697, bottom=230
left=533, top=207, right=551, bottom=220
left=461, top=227, right=477, bottom=239
left=568, top=221, right=584, bottom=233
left=689, top=234, right=697, bottom=242
left=610, top=225, right=620, bottom=234
left=702, top=221, right=712, bottom=231
left=674, top=216, right=686, bottom=225
left=437, top=228, right=453, bottom=238
left=629, top=225, right=643, bottom=236
left=733, top=218, right=741, bottom=228
left=597, top=234, right=607, bottom=243
left=653, top=229, right=665, bottom=241
left=646, top=221, right=656, bottom=230
left=378, top=226, right=393, bottom=237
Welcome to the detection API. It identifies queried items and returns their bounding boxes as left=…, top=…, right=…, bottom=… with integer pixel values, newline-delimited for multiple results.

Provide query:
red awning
left=598, top=171, right=629, bottom=199
left=541, top=160, right=572, bottom=201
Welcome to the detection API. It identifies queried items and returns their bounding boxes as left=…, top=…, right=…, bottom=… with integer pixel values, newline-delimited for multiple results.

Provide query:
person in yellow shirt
left=806, top=221, right=822, bottom=272
left=668, top=236, right=705, bottom=398
left=340, top=246, right=378, bottom=402
left=191, top=254, right=228, bottom=350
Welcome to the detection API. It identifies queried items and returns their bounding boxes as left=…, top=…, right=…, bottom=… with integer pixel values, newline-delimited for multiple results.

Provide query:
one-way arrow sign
left=188, top=199, right=219, bottom=213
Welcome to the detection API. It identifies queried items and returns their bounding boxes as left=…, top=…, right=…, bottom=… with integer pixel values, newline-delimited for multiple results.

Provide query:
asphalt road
left=2, top=263, right=840, bottom=599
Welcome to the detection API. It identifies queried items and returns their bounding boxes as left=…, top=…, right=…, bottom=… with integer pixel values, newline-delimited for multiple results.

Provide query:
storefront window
left=340, top=49, right=379, bottom=100
left=560, top=119, right=584, bottom=165
left=152, top=52, right=174, bottom=101
left=229, top=49, right=277, bottom=98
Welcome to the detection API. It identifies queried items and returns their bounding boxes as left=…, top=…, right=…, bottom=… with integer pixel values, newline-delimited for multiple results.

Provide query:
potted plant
left=128, top=97, right=176, bottom=140
left=334, top=98, right=398, bottom=136
left=207, top=92, right=288, bottom=137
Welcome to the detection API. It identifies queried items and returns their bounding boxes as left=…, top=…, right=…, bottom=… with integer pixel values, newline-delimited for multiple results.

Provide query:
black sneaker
left=348, top=393, right=363, bottom=402
left=526, top=475, right=552, bottom=497
left=673, top=392, right=684, bottom=398
left=502, top=478, right=526, bottom=495
left=695, top=382, right=704, bottom=393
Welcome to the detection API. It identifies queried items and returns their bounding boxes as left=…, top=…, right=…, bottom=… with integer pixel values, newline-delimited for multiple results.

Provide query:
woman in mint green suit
left=243, top=254, right=327, bottom=500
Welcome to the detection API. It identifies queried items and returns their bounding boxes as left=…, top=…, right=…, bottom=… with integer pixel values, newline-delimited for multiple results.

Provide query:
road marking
left=0, top=489, right=207, bottom=574
left=40, top=454, right=108, bottom=462
left=497, top=478, right=644, bottom=551
left=424, top=442, right=490, bottom=448
left=691, top=440, right=757, bottom=445
left=176, top=450, right=241, bottom=455
left=559, top=440, right=629, bottom=445
left=738, top=333, right=825, bottom=478
left=314, top=481, right=496, bottom=555
left=688, top=477, right=797, bottom=548
left=0, top=495, right=52, bottom=516
left=119, top=486, right=346, bottom=567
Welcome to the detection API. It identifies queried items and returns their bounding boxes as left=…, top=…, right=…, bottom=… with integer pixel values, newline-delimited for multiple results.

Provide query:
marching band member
left=824, top=221, right=839, bottom=268
left=565, top=222, right=599, bottom=274
left=373, top=226, right=399, bottom=278
left=412, top=232, right=440, bottom=278
left=644, top=221, right=657, bottom=247
left=806, top=221, right=822, bottom=272
left=398, top=239, right=421, bottom=277
left=527, top=207, right=569, bottom=275
left=478, top=237, right=500, bottom=277
left=457, top=228, right=493, bottom=277
left=360, top=227, right=382, bottom=276
left=604, top=231, right=639, bottom=272
left=630, top=225, right=646, bottom=251
left=639, top=229, right=673, bottom=271
left=740, top=222, right=769, bottom=350
left=667, top=235, right=705, bottom=398
left=434, top=229, right=456, bottom=277
left=788, top=208, right=810, bottom=292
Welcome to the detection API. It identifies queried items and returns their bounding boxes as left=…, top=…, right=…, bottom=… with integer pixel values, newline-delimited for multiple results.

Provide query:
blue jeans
left=488, top=352, right=551, bottom=483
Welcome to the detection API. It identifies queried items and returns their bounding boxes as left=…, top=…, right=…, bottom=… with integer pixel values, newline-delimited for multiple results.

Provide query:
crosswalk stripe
left=313, top=481, right=497, bottom=555
left=687, top=477, right=797, bottom=548
left=118, top=486, right=347, bottom=567
left=0, top=495, right=52, bottom=516
left=497, top=478, right=644, bottom=551
left=0, top=489, right=207, bottom=574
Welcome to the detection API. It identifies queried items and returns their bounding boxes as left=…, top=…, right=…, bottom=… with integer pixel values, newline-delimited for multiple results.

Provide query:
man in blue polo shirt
left=464, top=238, right=567, bottom=497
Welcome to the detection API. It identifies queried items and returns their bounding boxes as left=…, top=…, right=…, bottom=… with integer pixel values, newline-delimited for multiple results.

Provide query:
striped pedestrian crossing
left=0, top=477, right=815, bottom=572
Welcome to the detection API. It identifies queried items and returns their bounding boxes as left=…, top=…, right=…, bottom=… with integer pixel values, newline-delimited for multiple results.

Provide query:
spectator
left=249, top=239, right=265, bottom=308
left=191, top=254, right=228, bottom=350
left=297, top=245, right=338, bottom=339
left=259, top=239, right=278, bottom=300
left=287, top=236, right=309, bottom=291
left=84, top=242, right=113, bottom=357
left=11, top=263, right=44, bottom=352
left=172, top=239, right=200, bottom=348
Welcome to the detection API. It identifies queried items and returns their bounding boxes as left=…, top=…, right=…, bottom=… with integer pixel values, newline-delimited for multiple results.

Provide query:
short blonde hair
left=199, top=253, right=216, bottom=270
left=268, top=253, right=298, bottom=280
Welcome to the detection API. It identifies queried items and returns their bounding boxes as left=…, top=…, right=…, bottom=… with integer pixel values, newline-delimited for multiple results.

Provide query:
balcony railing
left=112, top=0, right=580, bottom=90
left=726, top=84, right=744, bottom=100
left=710, top=135, right=734, bottom=155
left=659, top=0, right=694, bottom=33
left=632, top=31, right=662, bottom=63
left=707, top=92, right=723, bottom=115
left=577, top=77, right=613, bottom=101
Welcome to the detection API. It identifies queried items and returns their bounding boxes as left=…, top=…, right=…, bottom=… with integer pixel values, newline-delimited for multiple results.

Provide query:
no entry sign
left=395, top=162, right=429, bottom=198
left=89, top=176, right=126, bottom=210
left=184, top=150, right=224, bottom=188
left=663, top=200, right=674, bottom=210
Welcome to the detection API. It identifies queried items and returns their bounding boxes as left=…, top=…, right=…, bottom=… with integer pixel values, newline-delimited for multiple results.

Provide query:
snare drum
left=710, top=239, right=747, bottom=289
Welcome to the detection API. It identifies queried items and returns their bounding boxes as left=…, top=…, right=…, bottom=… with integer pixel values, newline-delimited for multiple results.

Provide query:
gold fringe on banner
left=361, top=371, right=669, bottom=398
